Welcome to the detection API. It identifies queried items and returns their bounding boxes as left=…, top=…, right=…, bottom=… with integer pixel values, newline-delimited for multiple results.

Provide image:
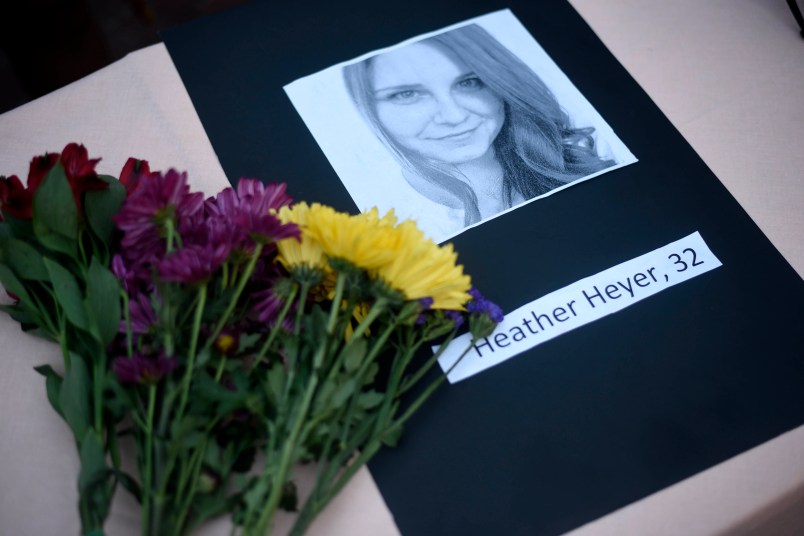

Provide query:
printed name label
left=438, top=232, right=722, bottom=383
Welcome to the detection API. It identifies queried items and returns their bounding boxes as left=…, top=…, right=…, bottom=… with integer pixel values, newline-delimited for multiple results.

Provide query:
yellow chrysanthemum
left=371, top=220, right=471, bottom=310
left=276, top=202, right=327, bottom=272
left=305, top=204, right=399, bottom=271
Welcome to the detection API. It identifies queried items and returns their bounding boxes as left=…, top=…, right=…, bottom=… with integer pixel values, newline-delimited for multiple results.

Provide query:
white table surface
left=1, top=1, right=802, bottom=534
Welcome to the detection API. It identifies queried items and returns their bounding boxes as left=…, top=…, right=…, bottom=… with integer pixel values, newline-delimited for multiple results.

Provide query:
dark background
left=0, top=0, right=252, bottom=115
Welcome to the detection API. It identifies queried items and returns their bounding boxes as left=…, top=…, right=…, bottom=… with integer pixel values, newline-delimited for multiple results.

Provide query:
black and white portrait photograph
left=285, top=9, right=637, bottom=242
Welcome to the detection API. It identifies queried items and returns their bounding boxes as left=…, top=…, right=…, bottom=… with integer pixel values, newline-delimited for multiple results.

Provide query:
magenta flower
left=113, top=352, right=177, bottom=384
left=114, top=169, right=204, bottom=260
left=252, top=287, right=284, bottom=324
left=126, top=292, right=158, bottom=334
left=112, top=254, right=153, bottom=295
left=206, top=179, right=299, bottom=246
left=157, top=244, right=229, bottom=284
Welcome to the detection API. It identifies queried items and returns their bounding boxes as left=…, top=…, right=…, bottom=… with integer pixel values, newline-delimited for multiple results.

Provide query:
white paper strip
left=438, top=232, right=722, bottom=383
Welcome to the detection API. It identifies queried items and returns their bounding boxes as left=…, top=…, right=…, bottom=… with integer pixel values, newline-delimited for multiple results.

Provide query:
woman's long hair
left=344, top=24, right=614, bottom=225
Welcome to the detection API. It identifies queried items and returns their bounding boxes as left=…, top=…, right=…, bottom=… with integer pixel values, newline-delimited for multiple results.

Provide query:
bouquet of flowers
left=0, top=144, right=502, bottom=535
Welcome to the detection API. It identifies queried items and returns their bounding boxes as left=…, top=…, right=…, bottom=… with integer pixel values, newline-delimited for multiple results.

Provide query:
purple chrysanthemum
left=157, top=244, right=229, bottom=284
left=114, top=169, right=204, bottom=260
left=467, top=288, right=504, bottom=324
left=113, top=352, right=177, bottom=384
left=206, top=179, right=299, bottom=246
left=252, top=287, right=285, bottom=324
left=112, top=254, right=153, bottom=295
left=126, top=292, right=158, bottom=334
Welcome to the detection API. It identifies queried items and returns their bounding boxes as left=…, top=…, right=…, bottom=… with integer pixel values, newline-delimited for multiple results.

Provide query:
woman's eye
left=386, top=90, right=421, bottom=103
left=457, top=77, right=484, bottom=90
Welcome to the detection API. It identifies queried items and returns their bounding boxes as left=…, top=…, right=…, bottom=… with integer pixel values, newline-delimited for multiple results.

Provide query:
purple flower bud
left=467, top=288, right=504, bottom=324
left=113, top=352, right=177, bottom=385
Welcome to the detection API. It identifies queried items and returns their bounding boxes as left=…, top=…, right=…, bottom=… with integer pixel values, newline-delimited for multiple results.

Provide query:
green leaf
left=115, top=470, right=142, bottom=503
left=342, top=338, right=367, bottom=374
left=0, top=222, right=12, bottom=241
left=265, top=363, right=285, bottom=405
left=78, top=431, right=107, bottom=493
left=3, top=238, right=49, bottom=281
left=44, top=258, right=88, bottom=331
left=85, top=258, right=121, bottom=347
left=313, top=379, right=336, bottom=414
left=0, top=215, right=34, bottom=241
left=239, top=332, right=262, bottom=352
left=0, top=263, right=34, bottom=305
left=59, top=355, right=90, bottom=442
left=358, top=390, right=384, bottom=410
left=32, top=163, right=78, bottom=256
left=34, top=365, right=65, bottom=418
left=84, top=175, right=125, bottom=245
left=77, top=430, right=113, bottom=522
left=102, top=375, right=131, bottom=421
left=381, top=424, right=404, bottom=448
left=331, top=379, right=356, bottom=409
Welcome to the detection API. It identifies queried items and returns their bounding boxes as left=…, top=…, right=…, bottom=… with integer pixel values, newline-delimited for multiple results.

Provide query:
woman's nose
left=432, top=94, right=469, bottom=124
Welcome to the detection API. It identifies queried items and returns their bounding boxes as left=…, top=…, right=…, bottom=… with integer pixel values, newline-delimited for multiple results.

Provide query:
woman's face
left=369, top=42, right=505, bottom=166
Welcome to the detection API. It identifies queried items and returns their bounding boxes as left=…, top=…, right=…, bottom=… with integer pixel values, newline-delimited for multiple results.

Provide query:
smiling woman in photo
left=343, top=23, right=615, bottom=230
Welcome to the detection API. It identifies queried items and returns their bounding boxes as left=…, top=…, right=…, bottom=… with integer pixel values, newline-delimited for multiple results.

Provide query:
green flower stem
left=281, top=281, right=310, bottom=399
left=248, top=277, right=346, bottom=535
left=177, top=284, right=207, bottom=419
left=213, top=356, right=227, bottom=382
left=171, top=430, right=215, bottom=536
left=221, top=262, right=230, bottom=289
left=207, top=243, right=264, bottom=349
left=240, top=414, right=282, bottom=533
left=291, top=338, right=476, bottom=535
left=291, top=417, right=380, bottom=536
left=397, top=329, right=459, bottom=395
left=371, top=346, right=415, bottom=440
left=78, top=227, right=89, bottom=266
left=334, top=310, right=398, bottom=446
left=294, top=282, right=310, bottom=336
left=31, top=284, right=59, bottom=339
left=327, top=272, right=346, bottom=334
left=164, top=218, right=181, bottom=254
left=251, top=283, right=299, bottom=373
left=93, top=353, right=105, bottom=435
left=315, top=295, right=388, bottom=399
left=57, top=314, right=72, bottom=370
left=310, top=405, right=376, bottom=494
left=251, top=371, right=320, bottom=535
left=141, top=384, right=157, bottom=536
left=120, top=289, right=133, bottom=357
left=389, top=338, right=477, bottom=434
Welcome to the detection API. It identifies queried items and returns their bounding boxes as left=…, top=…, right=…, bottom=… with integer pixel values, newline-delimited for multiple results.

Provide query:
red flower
left=59, top=143, right=107, bottom=211
left=2, top=144, right=108, bottom=220
left=118, top=157, right=152, bottom=195
left=0, top=175, right=34, bottom=219
left=27, top=153, right=59, bottom=192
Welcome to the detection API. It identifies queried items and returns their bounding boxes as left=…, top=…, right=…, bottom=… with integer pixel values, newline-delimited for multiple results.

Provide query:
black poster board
left=162, top=1, right=804, bottom=534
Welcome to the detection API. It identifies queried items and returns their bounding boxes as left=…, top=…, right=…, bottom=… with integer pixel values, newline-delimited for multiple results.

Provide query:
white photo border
left=284, top=9, right=637, bottom=243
